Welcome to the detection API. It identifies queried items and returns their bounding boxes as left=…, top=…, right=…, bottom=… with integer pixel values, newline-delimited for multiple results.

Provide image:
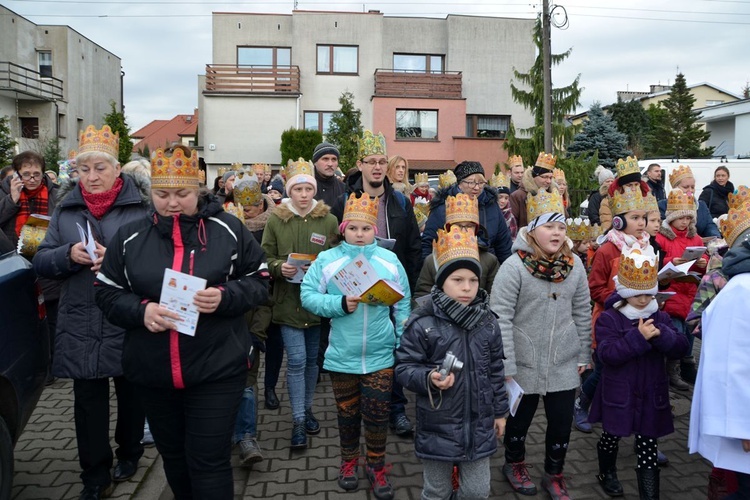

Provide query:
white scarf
left=616, top=299, right=659, bottom=320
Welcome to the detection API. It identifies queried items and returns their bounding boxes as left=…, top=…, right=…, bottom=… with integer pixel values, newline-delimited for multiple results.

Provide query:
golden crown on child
left=566, top=218, right=591, bottom=241
left=610, top=185, right=645, bottom=215
left=669, top=165, right=693, bottom=187
left=150, top=148, right=200, bottom=189
left=617, top=246, right=658, bottom=291
left=439, top=170, right=457, bottom=188
left=445, top=193, right=479, bottom=226
left=434, top=226, right=480, bottom=269
left=526, top=189, right=564, bottom=219
left=344, top=192, right=379, bottom=226
left=285, top=158, right=315, bottom=179
left=615, top=156, right=640, bottom=179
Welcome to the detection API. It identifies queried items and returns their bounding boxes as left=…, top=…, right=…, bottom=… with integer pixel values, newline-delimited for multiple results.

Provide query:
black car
left=0, top=249, right=49, bottom=500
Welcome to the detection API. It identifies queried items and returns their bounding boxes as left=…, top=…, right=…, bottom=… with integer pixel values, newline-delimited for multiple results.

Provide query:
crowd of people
left=2, top=126, right=749, bottom=500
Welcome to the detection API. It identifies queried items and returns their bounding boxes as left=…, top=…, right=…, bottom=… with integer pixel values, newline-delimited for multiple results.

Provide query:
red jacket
left=655, top=224, right=706, bottom=320
left=588, top=241, right=622, bottom=348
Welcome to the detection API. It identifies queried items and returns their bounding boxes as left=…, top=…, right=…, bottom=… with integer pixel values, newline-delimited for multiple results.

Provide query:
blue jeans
left=233, top=387, right=257, bottom=443
left=581, top=350, right=601, bottom=400
left=670, top=315, right=694, bottom=354
left=280, top=325, right=320, bottom=421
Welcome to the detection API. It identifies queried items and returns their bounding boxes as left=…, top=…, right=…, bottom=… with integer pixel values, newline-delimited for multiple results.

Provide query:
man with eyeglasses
left=332, top=130, right=422, bottom=440
left=421, top=161, right=513, bottom=265
left=509, top=152, right=558, bottom=227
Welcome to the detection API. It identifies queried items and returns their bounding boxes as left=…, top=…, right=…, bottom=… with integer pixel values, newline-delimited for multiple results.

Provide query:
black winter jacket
left=94, top=195, right=269, bottom=389
left=33, top=174, right=150, bottom=379
left=333, top=171, right=422, bottom=291
left=395, top=296, right=508, bottom=462
left=699, top=180, right=734, bottom=219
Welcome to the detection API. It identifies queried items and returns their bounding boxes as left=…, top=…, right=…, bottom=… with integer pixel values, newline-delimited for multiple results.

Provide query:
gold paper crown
left=643, top=191, right=659, bottom=212
left=199, top=170, right=206, bottom=185
left=728, top=185, right=750, bottom=211
left=666, top=189, right=695, bottom=213
left=508, top=155, right=524, bottom=168
left=343, top=192, right=379, bottom=227
left=67, top=149, right=78, bottom=160
left=253, top=163, right=271, bottom=175
left=413, top=197, right=430, bottom=227
left=234, top=174, right=263, bottom=207
left=669, top=165, right=694, bottom=187
left=720, top=202, right=750, bottom=247
left=617, top=246, right=658, bottom=291
left=439, top=170, right=457, bottom=188
left=434, top=226, right=480, bottom=270
left=553, top=168, right=566, bottom=182
left=445, top=193, right=480, bottom=227
left=217, top=167, right=229, bottom=177
left=566, top=217, right=592, bottom=241
left=78, top=125, right=119, bottom=158
left=526, top=189, right=565, bottom=221
left=231, top=162, right=243, bottom=171
left=414, top=172, right=429, bottom=185
left=151, top=148, right=200, bottom=189
left=489, top=171, right=510, bottom=189
left=590, top=223, right=604, bottom=240
left=223, top=202, right=244, bottom=222
left=535, top=152, right=557, bottom=171
left=358, top=130, right=387, bottom=159
left=610, top=185, right=646, bottom=215
left=285, top=157, right=315, bottom=180
left=615, top=156, right=640, bottom=179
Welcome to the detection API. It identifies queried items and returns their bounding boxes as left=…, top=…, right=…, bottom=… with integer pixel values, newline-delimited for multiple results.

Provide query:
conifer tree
left=0, top=116, right=17, bottom=167
left=609, top=98, right=650, bottom=158
left=567, top=103, right=630, bottom=168
left=326, top=92, right=363, bottom=172
left=103, top=101, right=133, bottom=165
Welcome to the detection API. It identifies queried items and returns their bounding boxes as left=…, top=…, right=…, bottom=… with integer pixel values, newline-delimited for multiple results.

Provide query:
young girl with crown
left=490, top=188, right=591, bottom=499
left=588, top=246, right=688, bottom=499
left=301, top=192, right=410, bottom=500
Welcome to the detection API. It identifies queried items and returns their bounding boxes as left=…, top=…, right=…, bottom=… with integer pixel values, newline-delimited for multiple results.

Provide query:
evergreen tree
left=644, top=104, right=672, bottom=157
left=42, top=136, right=62, bottom=174
left=326, top=91, right=363, bottom=172
left=609, top=98, right=650, bottom=158
left=652, top=73, right=713, bottom=158
left=556, top=151, right=599, bottom=218
left=509, top=15, right=582, bottom=154
left=279, top=128, right=323, bottom=166
left=742, top=82, right=750, bottom=99
left=0, top=116, right=17, bottom=168
left=567, top=103, right=630, bottom=168
left=103, top=101, right=133, bottom=165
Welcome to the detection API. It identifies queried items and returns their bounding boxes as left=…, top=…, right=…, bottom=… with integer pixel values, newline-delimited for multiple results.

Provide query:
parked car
left=0, top=250, right=49, bottom=500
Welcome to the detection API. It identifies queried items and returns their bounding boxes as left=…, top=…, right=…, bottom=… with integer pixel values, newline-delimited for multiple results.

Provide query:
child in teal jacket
left=301, top=192, right=410, bottom=499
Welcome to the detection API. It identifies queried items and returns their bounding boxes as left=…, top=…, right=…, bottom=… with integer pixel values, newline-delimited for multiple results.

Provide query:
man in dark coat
left=643, top=163, right=666, bottom=202
left=312, top=142, right=346, bottom=212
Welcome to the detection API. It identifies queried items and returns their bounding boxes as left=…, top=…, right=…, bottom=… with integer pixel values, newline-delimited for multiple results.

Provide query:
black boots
left=596, top=448, right=623, bottom=497
left=680, top=356, right=697, bottom=385
left=636, top=468, right=660, bottom=500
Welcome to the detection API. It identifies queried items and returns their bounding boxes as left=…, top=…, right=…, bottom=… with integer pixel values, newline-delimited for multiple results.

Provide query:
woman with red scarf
left=33, top=125, right=150, bottom=500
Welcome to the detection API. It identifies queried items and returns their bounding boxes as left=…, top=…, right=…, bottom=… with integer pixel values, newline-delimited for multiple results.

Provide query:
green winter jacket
left=261, top=199, right=339, bottom=328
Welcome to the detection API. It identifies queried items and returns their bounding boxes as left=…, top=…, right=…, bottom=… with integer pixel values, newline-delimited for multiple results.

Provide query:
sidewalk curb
left=131, top=454, right=170, bottom=500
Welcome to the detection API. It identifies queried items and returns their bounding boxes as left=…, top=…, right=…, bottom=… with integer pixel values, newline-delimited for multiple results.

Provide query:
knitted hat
left=595, top=165, right=614, bottom=185
left=454, top=161, right=485, bottom=183
left=614, top=245, right=659, bottom=299
left=222, top=170, right=235, bottom=183
left=284, top=158, right=317, bottom=195
left=312, top=142, right=340, bottom=163
left=665, top=189, right=696, bottom=224
left=268, top=175, right=285, bottom=196
left=434, top=226, right=481, bottom=288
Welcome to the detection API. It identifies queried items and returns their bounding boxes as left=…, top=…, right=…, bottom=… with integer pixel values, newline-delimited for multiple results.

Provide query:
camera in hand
left=438, top=351, right=464, bottom=380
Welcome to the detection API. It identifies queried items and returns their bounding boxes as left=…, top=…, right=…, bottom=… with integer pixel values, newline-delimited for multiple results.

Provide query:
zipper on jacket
left=361, top=305, right=368, bottom=373
left=463, top=327, right=473, bottom=460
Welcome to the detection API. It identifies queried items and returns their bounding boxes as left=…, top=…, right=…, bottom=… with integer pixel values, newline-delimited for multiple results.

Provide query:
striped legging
left=329, top=368, right=393, bottom=467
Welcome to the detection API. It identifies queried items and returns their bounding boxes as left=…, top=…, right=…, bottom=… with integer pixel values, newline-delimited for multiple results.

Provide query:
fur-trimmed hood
left=599, top=182, right=611, bottom=197
left=55, top=172, right=152, bottom=207
left=272, top=198, right=331, bottom=223
left=244, top=194, right=276, bottom=233
left=520, top=166, right=560, bottom=197
left=659, top=220, right=697, bottom=240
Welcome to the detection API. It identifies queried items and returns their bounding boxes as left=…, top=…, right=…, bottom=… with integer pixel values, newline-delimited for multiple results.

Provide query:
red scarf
left=15, top=184, right=49, bottom=236
left=80, top=177, right=124, bottom=219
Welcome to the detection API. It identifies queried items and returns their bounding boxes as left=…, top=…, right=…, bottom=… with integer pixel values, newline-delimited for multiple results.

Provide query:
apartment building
left=0, top=5, right=122, bottom=157
left=198, top=10, right=535, bottom=180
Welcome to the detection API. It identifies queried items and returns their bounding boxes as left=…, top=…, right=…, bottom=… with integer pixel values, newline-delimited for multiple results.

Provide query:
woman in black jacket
left=94, top=147, right=269, bottom=500
left=699, top=166, right=734, bottom=218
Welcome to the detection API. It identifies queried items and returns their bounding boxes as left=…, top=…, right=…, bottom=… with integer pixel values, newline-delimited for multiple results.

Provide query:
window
left=304, top=111, right=334, bottom=135
left=705, top=100, right=724, bottom=106
left=393, top=54, right=444, bottom=73
left=396, top=110, right=438, bottom=139
left=21, top=117, right=39, bottom=139
left=38, top=51, right=52, bottom=78
left=237, top=46, right=291, bottom=67
left=317, top=45, right=358, bottom=74
left=466, top=115, right=510, bottom=138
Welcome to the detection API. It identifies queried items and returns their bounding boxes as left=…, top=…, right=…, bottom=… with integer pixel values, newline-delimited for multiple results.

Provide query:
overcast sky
left=6, top=0, right=750, bottom=131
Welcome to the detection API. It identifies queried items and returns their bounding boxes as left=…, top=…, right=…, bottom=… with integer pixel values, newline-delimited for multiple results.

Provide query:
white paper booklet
left=505, top=378, right=525, bottom=417
left=657, top=259, right=697, bottom=282
left=331, top=253, right=404, bottom=306
left=159, top=268, right=207, bottom=336
left=76, top=221, right=98, bottom=262
left=286, top=253, right=316, bottom=284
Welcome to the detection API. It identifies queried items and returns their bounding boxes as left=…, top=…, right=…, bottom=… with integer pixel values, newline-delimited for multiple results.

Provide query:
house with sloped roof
left=131, top=110, right=198, bottom=155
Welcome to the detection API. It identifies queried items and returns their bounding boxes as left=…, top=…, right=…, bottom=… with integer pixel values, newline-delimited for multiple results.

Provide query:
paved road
left=13, top=355, right=710, bottom=499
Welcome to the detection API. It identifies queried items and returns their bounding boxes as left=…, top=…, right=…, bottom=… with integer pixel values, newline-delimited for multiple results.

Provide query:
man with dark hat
left=312, top=142, right=346, bottom=211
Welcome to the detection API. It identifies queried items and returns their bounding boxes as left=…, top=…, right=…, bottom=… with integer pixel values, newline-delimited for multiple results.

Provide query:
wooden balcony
left=0, top=61, right=63, bottom=101
left=204, top=64, right=300, bottom=95
left=374, top=69, right=462, bottom=99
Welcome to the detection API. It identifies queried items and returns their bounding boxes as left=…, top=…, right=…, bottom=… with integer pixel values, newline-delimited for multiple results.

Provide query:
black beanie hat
left=312, top=142, right=340, bottom=163
left=436, top=259, right=482, bottom=289
left=454, top=161, right=485, bottom=183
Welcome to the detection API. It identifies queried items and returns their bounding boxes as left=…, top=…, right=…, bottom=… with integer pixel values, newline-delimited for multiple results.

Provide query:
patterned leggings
left=329, top=368, right=393, bottom=467
left=598, top=430, right=659, bottom=469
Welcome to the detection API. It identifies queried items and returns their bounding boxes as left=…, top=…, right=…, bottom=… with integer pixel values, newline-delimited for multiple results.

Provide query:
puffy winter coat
left=395, top=296, right=508, bottom=462
left=490, top=231, right=592, bottom=395
left=422, top=184, right=512, bottom=265
left=262, top=199, right=339, bottom=329
left=699, top=180, right=734, bottom=219
left=301, top=240, right=411, bottom=374
left=94, top=194, right=269, bottom=389
left=33, top=174, right=150, bottom=379
left=656, top=222, right=706, bottom=319
left=588, top=292, right=689, bottom=438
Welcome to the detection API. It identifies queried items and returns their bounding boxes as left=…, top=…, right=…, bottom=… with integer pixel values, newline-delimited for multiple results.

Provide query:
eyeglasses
left=20, top=172, right=43, bottom=180
left=360, top=159, right=388, bottom=167
left=460, top=180, right=487, bottom=189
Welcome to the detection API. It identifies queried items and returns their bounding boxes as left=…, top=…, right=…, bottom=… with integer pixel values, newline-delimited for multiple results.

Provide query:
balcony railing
left=204, top=64, right=300, bottom=95
left=374, top=69, right=462, bottom=99
left=0, top=61, right=64, bottom=101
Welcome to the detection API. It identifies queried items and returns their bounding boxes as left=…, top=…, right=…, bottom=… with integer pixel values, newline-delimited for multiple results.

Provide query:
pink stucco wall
left=453, top=137, right=508, bottom=177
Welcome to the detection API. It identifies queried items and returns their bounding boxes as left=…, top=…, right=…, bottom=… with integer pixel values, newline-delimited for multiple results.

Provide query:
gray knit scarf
left=430, top=286, right=490, bottom=331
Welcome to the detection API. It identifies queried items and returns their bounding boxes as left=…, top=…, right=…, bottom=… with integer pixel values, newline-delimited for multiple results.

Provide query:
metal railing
left=0, top=61, right=64, bottom=101
left=204, top=64, right=300, bottom=94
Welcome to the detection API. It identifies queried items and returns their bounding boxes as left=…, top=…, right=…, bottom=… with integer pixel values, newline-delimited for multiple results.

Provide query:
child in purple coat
left=588, top=245, right=689, bottom=499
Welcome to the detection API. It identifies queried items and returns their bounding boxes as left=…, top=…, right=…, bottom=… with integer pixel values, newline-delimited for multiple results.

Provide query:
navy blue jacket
left=421, top=185, right=512, bottom=265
